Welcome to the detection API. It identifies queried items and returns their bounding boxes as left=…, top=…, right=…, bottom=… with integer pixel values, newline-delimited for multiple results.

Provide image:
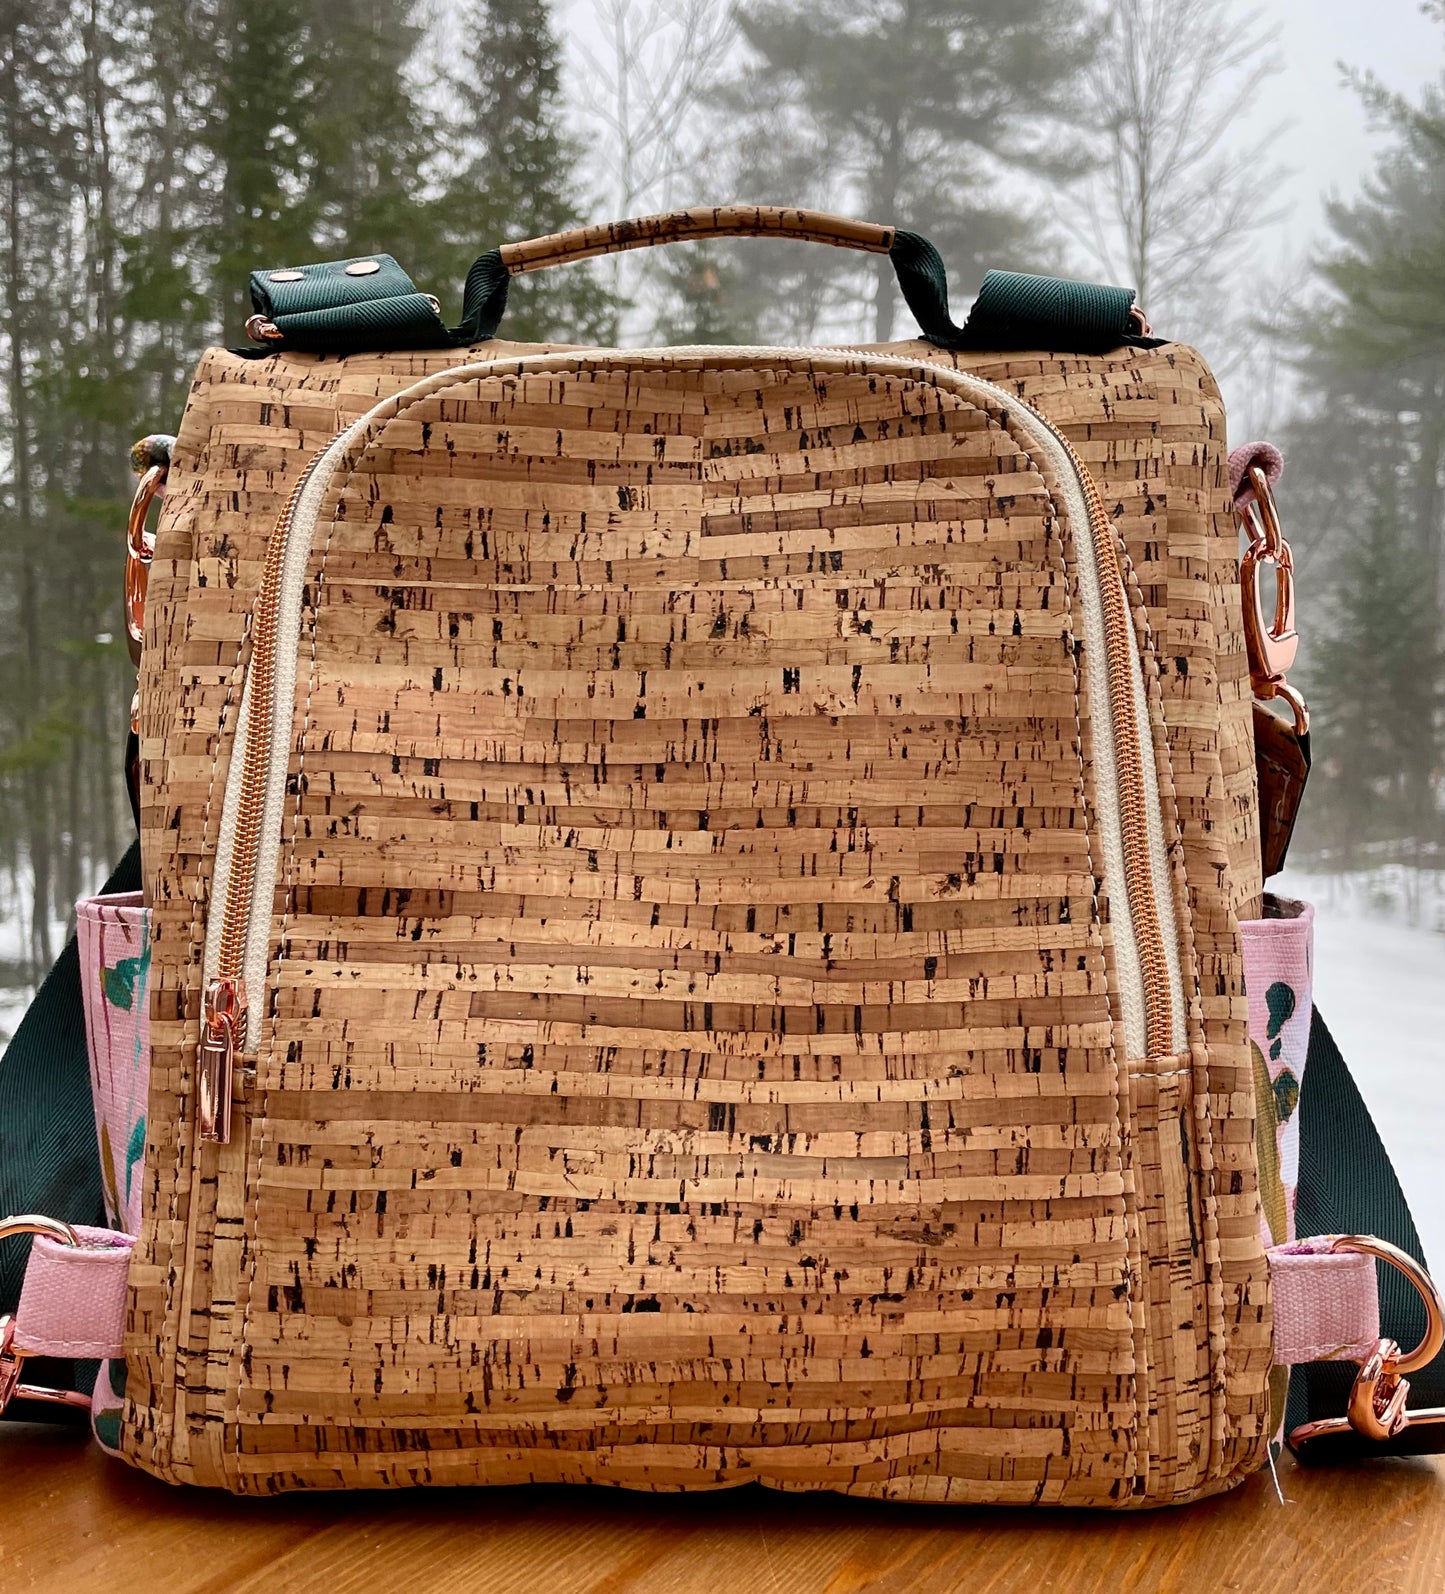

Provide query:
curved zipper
left=196, top=349, right=1186, bottom=1141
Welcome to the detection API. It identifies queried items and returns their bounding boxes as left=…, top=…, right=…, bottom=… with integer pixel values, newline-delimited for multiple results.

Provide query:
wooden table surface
left=4, top=1423, right=1443, bottom=1594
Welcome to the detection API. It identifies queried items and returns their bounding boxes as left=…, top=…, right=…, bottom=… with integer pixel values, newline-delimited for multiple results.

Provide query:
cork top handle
left=497, top=206, right=895, bottom=274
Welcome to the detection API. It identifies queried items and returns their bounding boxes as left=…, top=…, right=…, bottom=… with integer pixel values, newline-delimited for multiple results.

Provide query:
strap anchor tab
left=1289, top=1235, right=1445, bottom=1460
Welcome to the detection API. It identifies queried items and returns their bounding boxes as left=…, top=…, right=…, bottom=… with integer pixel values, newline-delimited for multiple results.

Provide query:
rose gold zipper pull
left=198, top=977, right=245, bottom=1143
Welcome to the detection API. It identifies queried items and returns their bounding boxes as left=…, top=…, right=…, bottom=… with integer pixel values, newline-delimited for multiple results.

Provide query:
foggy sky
left=559, top=0, right=1443, bottom=278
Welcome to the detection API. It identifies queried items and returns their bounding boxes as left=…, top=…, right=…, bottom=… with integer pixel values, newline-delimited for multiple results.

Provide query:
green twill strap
left=0, top=841, right=141, bottom=1420
left=244, top=235, right=1158, bottom=357
left=1287, top=1008, right=1445, bottom=1461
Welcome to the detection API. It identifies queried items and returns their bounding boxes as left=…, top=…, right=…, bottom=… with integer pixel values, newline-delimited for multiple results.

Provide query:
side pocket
left=1240, top=896, right=1315, bottom=1447
left=74, top=888, right=152, bottom=1458
left=1239, top=897, right=1314, bottom=1247
left=75, top=890, right=152, bottom=1239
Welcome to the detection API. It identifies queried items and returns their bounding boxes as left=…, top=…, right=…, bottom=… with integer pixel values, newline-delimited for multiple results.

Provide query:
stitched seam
left=158, top=472, right=251, bottom=1484
left=968, top=383, right=1141, bottom=1494
left=1120, top=471, right=1231, bottom=1492
left=1281, top=1338, right=1377, bottom=1364
left=233, top=445, right=346, bottom=1463
left=14, top=1335, right=125, bottom=1356
left=1052, top=472, right=1141, bottom=1496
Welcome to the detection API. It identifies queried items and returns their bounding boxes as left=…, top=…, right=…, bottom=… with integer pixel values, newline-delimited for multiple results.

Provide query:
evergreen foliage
left=444, top=0, right=619, bottom=342
left=1286, top=21, right=1445, bottom=862
left=1307, top=500, right=1445, bottom=864
left=728, top=0, right=1098, bottom=338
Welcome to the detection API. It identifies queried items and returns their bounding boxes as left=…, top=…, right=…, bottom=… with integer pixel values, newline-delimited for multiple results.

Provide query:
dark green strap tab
left=955, top=268, right=1144, bottom=352
left=248, top=255, right=451, bottom=353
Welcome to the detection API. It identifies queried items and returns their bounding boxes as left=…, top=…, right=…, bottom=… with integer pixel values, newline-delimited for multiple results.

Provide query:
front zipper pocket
left=197, top=348, right=1187, bottom=1141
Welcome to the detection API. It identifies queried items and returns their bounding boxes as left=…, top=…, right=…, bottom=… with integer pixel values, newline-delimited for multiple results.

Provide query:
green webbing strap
left=245, top=233, right=1157, bottom=357
left=0, top=840, right=141, bottom=1420
left=1288, top=1007, right=1445, bottom=1460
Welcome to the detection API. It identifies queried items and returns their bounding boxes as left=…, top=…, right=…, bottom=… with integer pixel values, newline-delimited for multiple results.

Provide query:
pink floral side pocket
left=75, top=889, right=151, bottom=1455
left=1240, top=896, right=1314, bottom=1248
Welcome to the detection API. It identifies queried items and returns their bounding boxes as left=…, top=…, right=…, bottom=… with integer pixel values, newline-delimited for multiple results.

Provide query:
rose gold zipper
left=1054, top=427, right=1175, bottom=1059
left=198, top=438, right=340, bottom=1142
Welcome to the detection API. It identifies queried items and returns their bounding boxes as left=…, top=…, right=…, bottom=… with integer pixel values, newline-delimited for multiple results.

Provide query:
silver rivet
left=268, top=269, right=304, bottom=283
left=345, top=259, right=381, bottom=277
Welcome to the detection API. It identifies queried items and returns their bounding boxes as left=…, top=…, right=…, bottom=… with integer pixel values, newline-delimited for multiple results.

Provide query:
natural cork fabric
left=126, top=338, right=1270, bottom=1503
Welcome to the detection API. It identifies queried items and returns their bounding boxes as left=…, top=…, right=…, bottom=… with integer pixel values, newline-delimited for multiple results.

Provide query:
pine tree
left=444, top=0, right=619, bottom=343
left=0, top=0, right=90, bottom=976
left=297, top=0, right=437, bottom=267
left=730, top=0, right=1098, bottom=340
left=202, top=0, right=316, bottom=340
left=1304, top=499, right=1445, bottom=864
left=651, top=243, right=767, bottom=345
left=1284, top=13, right=1445, bottom=864
left=1297, top=49, right=1445, bottom=608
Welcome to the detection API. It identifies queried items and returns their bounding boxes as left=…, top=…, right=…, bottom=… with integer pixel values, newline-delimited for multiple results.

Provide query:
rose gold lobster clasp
left=1237, top=464, right=1307, bottom=735
left=0, top=1214, right=94, bottom=1416
left=1289, top=1235, right=1445, bottom=1456
left=125, top=458, right=166, bottom=669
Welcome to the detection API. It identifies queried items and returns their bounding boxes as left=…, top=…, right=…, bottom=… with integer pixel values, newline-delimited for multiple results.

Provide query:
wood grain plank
left=5, top=1427, right=1442, bottom=1594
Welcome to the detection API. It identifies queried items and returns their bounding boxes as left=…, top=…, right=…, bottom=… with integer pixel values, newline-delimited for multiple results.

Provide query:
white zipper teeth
left=204, top=345, right=1183, bottom=1062
left=202, top=416, right=369, bottom=1052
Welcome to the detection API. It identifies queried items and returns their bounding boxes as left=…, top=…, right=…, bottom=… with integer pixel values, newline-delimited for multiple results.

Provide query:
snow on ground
left=1277, top=866, right=1445, bottom=1267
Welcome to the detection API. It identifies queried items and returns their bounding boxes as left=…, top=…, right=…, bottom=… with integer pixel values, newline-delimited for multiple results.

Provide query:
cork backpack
left=3, top=209, right=1441, bottom=1504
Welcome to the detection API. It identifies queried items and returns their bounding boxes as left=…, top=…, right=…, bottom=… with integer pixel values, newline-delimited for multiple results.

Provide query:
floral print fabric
left=75, top=889, right=151, bottom=1453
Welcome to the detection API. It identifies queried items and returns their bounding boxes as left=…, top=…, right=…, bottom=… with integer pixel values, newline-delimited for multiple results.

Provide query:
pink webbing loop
left=1268, top=1237, right=1381, bottom=1366
left=11, top=1225, right=134, bottom=1362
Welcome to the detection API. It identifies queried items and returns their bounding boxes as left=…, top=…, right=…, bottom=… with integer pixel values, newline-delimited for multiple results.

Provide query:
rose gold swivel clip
left=1237, top=463, right=1308, bottom=736
left=1289, top=1235, right=1445, bottom=1455
left=124, top=435, right=172, bottom=733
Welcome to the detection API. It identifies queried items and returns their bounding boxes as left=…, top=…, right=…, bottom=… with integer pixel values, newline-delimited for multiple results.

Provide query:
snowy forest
left=1, top=0, right=1443, bottom=1012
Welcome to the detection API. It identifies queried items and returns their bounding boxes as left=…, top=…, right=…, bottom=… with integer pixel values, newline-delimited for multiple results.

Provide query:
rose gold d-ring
left=1239, top=465, right=1298, bottom=684
left=1333, top=1235, right=1445, bottom=1376
left=0, top=1213, right=81, bottom=1248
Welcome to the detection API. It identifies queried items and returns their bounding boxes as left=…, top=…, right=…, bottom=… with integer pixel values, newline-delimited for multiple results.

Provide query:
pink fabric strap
left=1228, top=440, right=1284, bottom=507
left=11, top=1225, right=134, bottom=1361
left=1269, top=1237, right=1381, bottom=1365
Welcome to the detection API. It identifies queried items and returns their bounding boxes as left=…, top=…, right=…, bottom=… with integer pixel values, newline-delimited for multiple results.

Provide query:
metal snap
left=345, top=260, right=381, bottom=277
left=268, top=269, right=304, bottom=283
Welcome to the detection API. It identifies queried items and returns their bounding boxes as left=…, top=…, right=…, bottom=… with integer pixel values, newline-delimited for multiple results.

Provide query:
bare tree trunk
left=872, top=114, right=902, bottom=342
left=4, top=44, right=54, bottom=978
